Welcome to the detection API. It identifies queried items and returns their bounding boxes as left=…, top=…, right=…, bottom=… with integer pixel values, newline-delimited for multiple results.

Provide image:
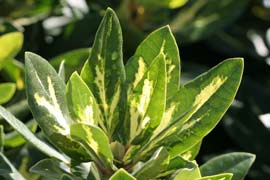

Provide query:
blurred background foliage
left=0, top=0, right=270, bottom=179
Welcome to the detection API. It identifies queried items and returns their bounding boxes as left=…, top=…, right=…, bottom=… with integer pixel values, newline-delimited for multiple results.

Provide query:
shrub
left=0, top=8, right=254, bottom=180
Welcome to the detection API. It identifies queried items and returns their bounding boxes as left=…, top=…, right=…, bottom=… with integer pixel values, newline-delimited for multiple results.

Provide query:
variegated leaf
left=133, top=147, right=170, bottom=180
left=109, top=169, right=136, bottom=180
left=0, top=106, right=68, bottom=163
left=157, top=156, right=198, bottom=178
left=25, top=52, right=90, bottom=161
left=180, top=141, right=202, bottom=161
left=133, top=25, right=180, bottom=102
left=66, top=72, right=104, bottom=129
left=70, top=123, right=114, bottom=169
left=125, top=54, right=166, bottom=144
left=197, top=173, right=233, bottom=180
left=172, top=160, right=201, bottom=180
left=80, top=8, right=125, bottom=136
left=0, top=152, right=25, bottom=180
left=128, top=58, right=243, bottom=162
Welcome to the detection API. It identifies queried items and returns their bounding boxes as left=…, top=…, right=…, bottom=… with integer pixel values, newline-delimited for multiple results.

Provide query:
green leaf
left=0, top=59, right=25, bottom=90
left=158, top=156, right=198, bottom=178
left=0, top=106, right=68, bottom=163
left=66, top=72, right=103, bottom=127
left=25, top=51, right=70, bottom=136
left=4, top=119, right=38, bottom=148
left=61, top=174, right=74, bottom=180
left=0, top=32, right=23, bottom=66
left=30, top=158, right=69, bottom=179
left=180, top=141, right=202, bottom=160
left=197, top=173, right=233, bottom=180
left=109, top=169, right=136, bottom=180
left=87, top=162, right=101, bottom=180
left=133, top=147, right=169, bottom=180
left=50, top=48, right=90, bottom=79
left=138, top=0, right=188, bottom=9
left=125, top=54, right=166, bottom=144
left=200, top=152, right=255, bottom=180
left=80, top=8, right=125, bottom=135
left=70, top=123, right=114, bottom=168
left=133, top=26, right=180, bottom=101
left=25, top=52, right=90, bottom=161
left=131, top=58, right=244, bottom=161
left=170, top=0, right=249, bottom=42
left=172, top=160, right=201, bottom=180
left=0, top=126, right=3, bottom=152
left=0, top=152, right=25, bottom=180
left=0, top=83, right=16, bottom=104
left=58, top=60, right=66, bottom=82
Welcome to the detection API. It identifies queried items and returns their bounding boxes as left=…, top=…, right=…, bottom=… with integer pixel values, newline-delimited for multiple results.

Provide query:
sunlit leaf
left=81, top=8, right=125, bottom=135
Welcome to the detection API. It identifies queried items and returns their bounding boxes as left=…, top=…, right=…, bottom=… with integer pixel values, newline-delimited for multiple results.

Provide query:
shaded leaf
left=197, top=173, right=233, bottom=180
left=0, top=152, right=25, bottom=180
left=30, top=158, right=69, bottom=179
left=4, top=119, right=37, bottom=147
left=200, top=152, right=255, bottom=180
left=70, top=123, right=114, bottom=168
left=138, top=0, right=188, bottom=9
left=58, top=60, right=66, bottom=82
left=50, top=48, right=90, bottom=79
left=0, top=106, right=68, bottom=163
left=133, top=147, right=169, bottom=180
left=0, top=83, right=16, bottom=104
left=170, top=0, right=249, bottom=42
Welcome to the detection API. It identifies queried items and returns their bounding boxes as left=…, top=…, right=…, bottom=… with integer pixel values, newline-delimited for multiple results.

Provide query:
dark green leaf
left=200, top=152, right=255, bottom=180
left=30, top=158, right=69, bottom=179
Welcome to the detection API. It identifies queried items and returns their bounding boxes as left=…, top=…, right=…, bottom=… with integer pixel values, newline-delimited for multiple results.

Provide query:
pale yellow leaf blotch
left=193, top=76, right=228, bottom=110
left=34, top=76, right=70, bottom=135
left=133, top=57, right=146, bottom=88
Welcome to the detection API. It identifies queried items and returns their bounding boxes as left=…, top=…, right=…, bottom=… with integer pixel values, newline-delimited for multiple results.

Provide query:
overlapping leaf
left=70, top=123, right=114, bottom=169
left=66, top=72, right=103, bottom=128
left=109, top=169, right=136, bottom=180
left=124, top=54, right=166, bottom=144
left=81, top=8, right=125, bottom=136
left=133, top=25, right=180, bottom=101
left=133, top=147, right=169, bottom=179
left=127, top=58, right=243, bottom=162
left=25, top=52, right=90, bottom=161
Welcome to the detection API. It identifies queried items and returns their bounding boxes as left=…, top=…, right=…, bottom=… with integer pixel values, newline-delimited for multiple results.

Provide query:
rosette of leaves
left=0, top=8, right=255, bottom=180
